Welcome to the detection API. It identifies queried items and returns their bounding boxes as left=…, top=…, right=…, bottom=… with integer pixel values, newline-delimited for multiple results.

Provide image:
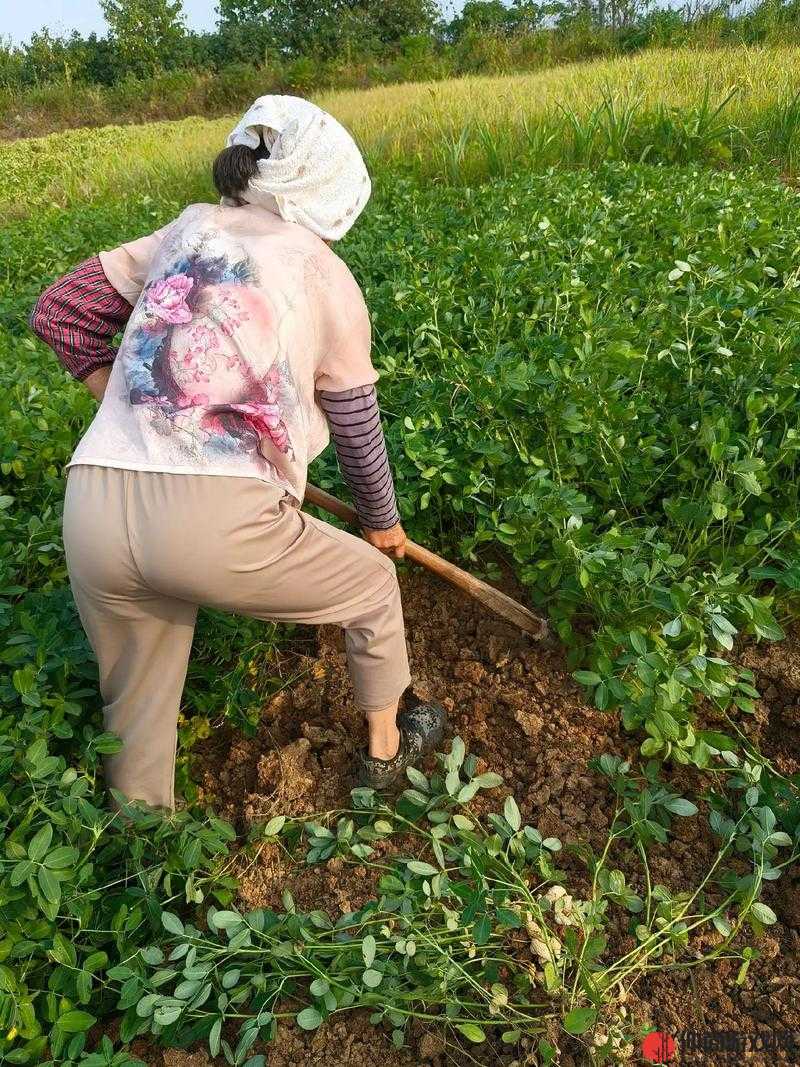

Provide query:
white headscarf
left=225, top=94, right=371, bottom=242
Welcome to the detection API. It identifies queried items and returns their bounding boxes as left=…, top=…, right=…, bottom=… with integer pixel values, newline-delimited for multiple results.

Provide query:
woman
left=30, top=94, right=445, bottom=813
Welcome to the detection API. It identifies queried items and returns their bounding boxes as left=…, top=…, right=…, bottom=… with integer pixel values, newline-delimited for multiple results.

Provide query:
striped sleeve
left=317, top=384, right=401, bottom=531
left=29, top=255, right=132, bottom=382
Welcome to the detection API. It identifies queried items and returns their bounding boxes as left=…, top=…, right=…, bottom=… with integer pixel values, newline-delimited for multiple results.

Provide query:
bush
left=202, top=62, right=265, bottom=111
left=279, top=56, right=324, bottom=96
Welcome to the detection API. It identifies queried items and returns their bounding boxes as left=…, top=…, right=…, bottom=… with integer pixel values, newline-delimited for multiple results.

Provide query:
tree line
left=3, top=0, right=800, bottom=91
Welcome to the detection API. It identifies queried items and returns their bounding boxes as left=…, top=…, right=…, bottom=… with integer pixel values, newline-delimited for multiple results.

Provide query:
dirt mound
left=199, top=571, right=623, bottom=850
left=185, top=569, right=800, bottom=1065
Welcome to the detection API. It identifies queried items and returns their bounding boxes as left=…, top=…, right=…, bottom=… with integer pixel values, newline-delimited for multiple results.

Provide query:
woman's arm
left=317, top=384, right=401, bottom=530
left=29, top=255, right=133, bottom=400
left=313, top=257, right=406, bottom=557
left=317, top=384, right=406, bottom=558
left=29, top=221, right=175, bottom=399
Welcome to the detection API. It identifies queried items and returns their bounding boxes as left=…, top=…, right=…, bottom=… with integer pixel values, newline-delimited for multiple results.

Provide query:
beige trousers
left=62, top=464, right=411, bottom=811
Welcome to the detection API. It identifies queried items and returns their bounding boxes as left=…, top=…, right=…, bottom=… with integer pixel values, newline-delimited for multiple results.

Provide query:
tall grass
left=318, top=45, right=800, bottom=172
left=4, top=46, right=800, bottom=224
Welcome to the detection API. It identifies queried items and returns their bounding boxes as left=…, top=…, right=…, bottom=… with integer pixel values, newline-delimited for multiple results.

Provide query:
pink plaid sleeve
left=29, top=255, right=133, bottom=382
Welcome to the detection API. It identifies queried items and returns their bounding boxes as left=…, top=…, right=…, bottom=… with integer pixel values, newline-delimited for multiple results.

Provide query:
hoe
left=305, top=483, right=549, bottom=641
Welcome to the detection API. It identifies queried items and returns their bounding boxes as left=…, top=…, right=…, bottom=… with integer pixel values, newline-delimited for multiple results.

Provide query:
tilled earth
left=131, top=570, right=800, bottom=1066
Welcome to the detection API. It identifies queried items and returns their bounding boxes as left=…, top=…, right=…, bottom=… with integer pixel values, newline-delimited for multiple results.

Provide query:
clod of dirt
left=268, top=1013, right=417, bottom=1066
left=418, top=1031, right=447, bottom=1060
left=742, top=635, right=800, bottom=692
left=256, top=737, right=315, bottom=805
left=162, top=1051, right=211, bottom=1066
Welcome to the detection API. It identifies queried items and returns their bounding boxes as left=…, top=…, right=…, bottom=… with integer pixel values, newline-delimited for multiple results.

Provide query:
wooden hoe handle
left=303, top=483, right=549, bottom=641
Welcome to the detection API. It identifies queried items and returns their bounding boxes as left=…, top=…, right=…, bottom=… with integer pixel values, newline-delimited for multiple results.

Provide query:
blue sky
left=2, top=0, right=467, bottom=45
left=4, top=0, right=219, bottom=44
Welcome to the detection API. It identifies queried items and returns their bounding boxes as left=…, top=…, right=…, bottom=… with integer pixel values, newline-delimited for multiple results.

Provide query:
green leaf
left=296, top=1007, right=323, bottom=1030
left=473, top=914, right=491, bottom=945
left=713, top=915, right=732, bottom=937
left=140, top=946, right=164, bottom=966
left=161, top=911, right=185, bottom=936
left=407, top=860, right=438, bottom=876
left=10, top=860, right=33, bottom=886
left=496, top=907, right=522, bottom=928
left=538, top=1038, right=557, bottom=1066
left=155, top=1004, right=182, bottom=1026
left=456, top=1023, right=486, bottom=1043
left=449, top=736, right=466, bottom=768
left=37, top=866, right=61, bottom=904
left=563, top=1007, right=597, bottom=1034
left=768, top=831, right=793, bottom=847
left=27, top=823, right=53, bottom=862
left=503, top=796, right=521, bottom=832
left=629, top=630, right=647, bottom=655
left=405, top=767, right=429, bottom=792
left=750, top=902, right=777, bottom=925
left=211, top=910, right=245, bottom=930
left=378, top=874, right=405, bottom=893
left=691, top=739, right=712, bottom=768
left=83, top=951, right=109, bottom=974
left=210, top=1018, right=222, bottom=1057
left=573, top=670, right=601, bottom=686
left=699, top=730, right=737, bottom=752
left=663, top=797, right=698, bottom=817
left=472, top=772, right=503, bottom=789
left=262, top=815, right=286, bottom=837
left=457, top=781, right=480, bottom=803
left=43, top=846, right=79, bottom=869
left=594, top=681, right=609, bottom=710
left=608, top=869, right=625, bottom=895
left=362, top=969, right=383, bottom=988
left=56, top=1010, right=96, bottom=1033
left=50, top=933, right=77, bottom=967
left=362, top=934, right=376, bottom=968
left=92, top=733, right=123, bottom=754
left=640, top=737, right=663, bottom=757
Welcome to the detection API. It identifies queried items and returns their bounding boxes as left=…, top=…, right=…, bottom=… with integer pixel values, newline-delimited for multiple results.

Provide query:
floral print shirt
left=66, top=202, right=379, bottom=505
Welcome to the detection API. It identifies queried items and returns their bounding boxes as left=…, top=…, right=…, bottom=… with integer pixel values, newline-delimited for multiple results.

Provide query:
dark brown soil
left=134, top=569, right=800, bottom=1065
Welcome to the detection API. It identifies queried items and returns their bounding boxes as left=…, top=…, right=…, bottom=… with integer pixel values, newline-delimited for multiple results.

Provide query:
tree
left=366, top=0, right=440, bottom=46
left=448, top=0, right=515, bottom=38
left=100, top=0, right=186, bottom=78
left=22, top=29, right=75, bottom=86
left=217, top=0, right=439, bottom=58
left=216, top=0, right=270, bottom=23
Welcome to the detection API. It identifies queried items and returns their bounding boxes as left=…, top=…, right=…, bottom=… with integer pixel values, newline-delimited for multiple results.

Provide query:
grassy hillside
left=5, top=45, right=800, bottom=225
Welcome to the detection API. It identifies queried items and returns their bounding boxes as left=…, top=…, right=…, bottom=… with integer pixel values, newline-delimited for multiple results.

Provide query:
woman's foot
left=355, top=699, right=447, bottom=789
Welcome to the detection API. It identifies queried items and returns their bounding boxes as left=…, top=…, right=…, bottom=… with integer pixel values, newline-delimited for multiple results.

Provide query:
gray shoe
left=398, top=697, right=447, bottom=747
left=355, top=700, right=447, bottom=789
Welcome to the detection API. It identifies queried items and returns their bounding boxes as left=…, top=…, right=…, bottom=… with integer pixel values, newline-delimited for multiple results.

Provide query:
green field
left=1, top=49, right=800, bottom=1065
